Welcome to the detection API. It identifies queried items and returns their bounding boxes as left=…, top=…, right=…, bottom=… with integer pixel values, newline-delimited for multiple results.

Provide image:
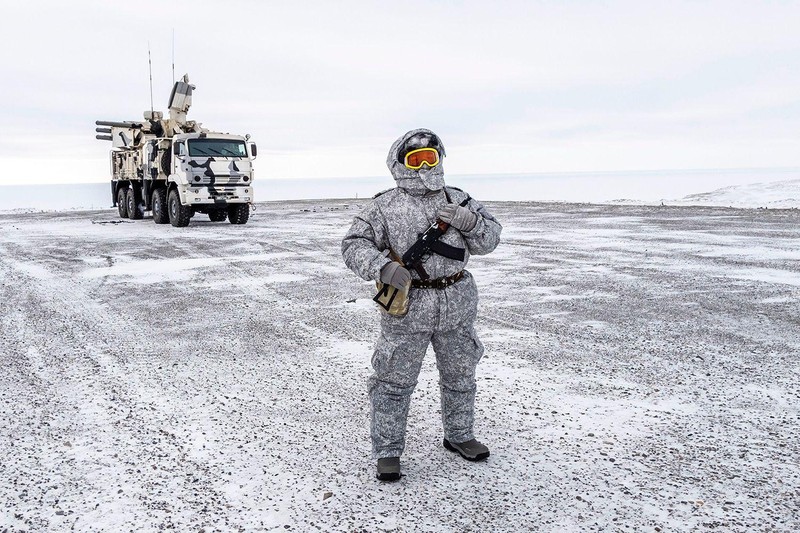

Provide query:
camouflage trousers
left=368, top=272, right=484, bottom=459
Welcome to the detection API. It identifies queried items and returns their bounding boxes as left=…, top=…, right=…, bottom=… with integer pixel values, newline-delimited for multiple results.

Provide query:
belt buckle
left=436, top=278, right=447, bottom=289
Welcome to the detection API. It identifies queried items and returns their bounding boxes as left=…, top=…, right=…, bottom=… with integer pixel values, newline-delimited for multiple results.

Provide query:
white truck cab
left=171, top=133, right=255, bottom=207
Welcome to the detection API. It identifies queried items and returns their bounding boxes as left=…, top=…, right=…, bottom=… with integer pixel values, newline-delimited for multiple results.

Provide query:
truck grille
left=190, top=176, right=250, bottom=185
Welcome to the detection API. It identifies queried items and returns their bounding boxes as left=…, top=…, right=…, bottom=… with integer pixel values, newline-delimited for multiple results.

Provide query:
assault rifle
left=373, top=197, right=470, bottom=311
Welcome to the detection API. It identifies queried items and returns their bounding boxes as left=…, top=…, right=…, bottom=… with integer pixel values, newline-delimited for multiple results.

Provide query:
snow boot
left=376, top=457, right=401, bottom=481
left=443, top=438, right=490, bottom=461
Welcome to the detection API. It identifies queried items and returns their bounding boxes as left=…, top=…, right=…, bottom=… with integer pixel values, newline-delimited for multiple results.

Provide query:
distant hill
left=670, top=178, right=800, bottom=209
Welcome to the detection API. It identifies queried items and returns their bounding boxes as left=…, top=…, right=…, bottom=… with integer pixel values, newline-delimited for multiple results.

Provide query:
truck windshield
left=188, top=139, right=247, bottom=158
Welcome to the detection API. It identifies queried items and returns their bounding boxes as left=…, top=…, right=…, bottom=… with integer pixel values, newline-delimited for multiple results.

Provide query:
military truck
left=96, top=74, right=257, bottom=227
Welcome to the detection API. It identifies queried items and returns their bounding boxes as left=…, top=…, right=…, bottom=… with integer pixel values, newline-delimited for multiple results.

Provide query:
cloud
left=0, top=0, right=798, bottom=184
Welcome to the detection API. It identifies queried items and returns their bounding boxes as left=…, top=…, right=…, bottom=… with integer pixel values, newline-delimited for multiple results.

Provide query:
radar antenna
left=172, top=29, right=175, bottom=84
left=148, top=43, right=154, bottom=115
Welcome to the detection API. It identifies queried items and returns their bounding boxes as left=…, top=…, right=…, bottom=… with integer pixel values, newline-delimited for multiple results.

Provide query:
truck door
left=173, top=141, right=186, bottom=177
left=145, top=141, right=157, bottom=180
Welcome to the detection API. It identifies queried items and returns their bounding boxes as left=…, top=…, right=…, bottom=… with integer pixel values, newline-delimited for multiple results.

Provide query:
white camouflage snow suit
left=341, top=129, right=502, bottom=459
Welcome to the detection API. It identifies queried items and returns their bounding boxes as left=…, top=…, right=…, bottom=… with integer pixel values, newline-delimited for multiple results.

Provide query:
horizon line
left=0, top=165, right=798, bottom=187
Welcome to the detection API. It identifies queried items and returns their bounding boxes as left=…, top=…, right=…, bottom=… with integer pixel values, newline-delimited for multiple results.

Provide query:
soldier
left=342, top=128, right=502, bottom=481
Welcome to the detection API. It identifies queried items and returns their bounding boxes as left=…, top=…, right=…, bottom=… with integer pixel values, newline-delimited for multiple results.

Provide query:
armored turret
left=95, top=74, right=203, bottom=149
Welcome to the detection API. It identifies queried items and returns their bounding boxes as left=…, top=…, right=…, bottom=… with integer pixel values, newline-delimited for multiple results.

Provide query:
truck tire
left=208, top=210, right=227, bottom=222
left=152, top=188, right=169, bottom=224
left=127, top=188, right=143, bottom=220
left=168, top=189, right=191, bottom=227
left=228, top=204, right=250, bottom=225
left=117, top=187, right=129, bottom=218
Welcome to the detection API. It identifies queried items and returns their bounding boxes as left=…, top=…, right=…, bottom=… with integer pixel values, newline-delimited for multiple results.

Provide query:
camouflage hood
left=386, top=128, right=446, bottom=194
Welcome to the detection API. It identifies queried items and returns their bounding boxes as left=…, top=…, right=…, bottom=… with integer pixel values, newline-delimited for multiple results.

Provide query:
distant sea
left=0, top=168, right=797, bottom=211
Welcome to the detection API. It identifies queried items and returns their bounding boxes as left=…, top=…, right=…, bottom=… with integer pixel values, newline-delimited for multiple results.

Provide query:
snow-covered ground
left=1, top=200, right=799, bottom=532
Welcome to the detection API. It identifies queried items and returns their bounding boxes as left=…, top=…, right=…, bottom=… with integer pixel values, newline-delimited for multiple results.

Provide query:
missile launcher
left=96, top=74, right=257, bottom=227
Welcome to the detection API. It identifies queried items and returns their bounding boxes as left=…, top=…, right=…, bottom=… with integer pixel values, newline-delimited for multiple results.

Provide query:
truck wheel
left=127, top=188, right=143, bottom=220
left=168, top=189, right=191, bottom=227
left=228, top=204, right=250, bottom=225
left=208, top=210, right=227, bottom=222
left=117, top=187, right=129, bottom=218
left=152, top=188, right=169, bottom=224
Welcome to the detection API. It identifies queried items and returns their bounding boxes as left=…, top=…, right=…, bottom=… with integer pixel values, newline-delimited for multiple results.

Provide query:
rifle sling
left=429, top=240, right=466, bottom=261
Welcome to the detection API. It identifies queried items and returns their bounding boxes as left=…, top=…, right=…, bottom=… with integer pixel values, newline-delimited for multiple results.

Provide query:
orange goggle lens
left=404, top=148, right=440, bottom=170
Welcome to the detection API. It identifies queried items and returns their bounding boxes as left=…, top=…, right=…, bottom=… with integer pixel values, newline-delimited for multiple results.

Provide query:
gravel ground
left=0, top=200, right=798, bottom=532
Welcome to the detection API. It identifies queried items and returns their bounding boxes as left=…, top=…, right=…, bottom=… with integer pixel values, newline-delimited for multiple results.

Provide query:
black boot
left=376, top=457, right=401, bottom=481
left=443, top=438, right=490, bottom=461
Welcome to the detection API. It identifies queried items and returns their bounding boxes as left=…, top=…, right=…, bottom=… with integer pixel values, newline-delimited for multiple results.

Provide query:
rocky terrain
left=1, top=200, right=798, bottom=531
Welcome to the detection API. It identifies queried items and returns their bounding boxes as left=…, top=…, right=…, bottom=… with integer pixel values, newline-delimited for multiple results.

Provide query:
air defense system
left=96, top=74, right=257, bottom=227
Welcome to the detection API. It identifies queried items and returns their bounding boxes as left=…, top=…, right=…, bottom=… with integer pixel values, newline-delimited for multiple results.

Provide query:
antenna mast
left=148, top=43, right=154, bottom=114
left=172, top=29, right=175, bottom=84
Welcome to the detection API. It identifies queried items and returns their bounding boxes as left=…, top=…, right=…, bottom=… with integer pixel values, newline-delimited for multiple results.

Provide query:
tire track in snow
left=0, top=255, right=239, bottom=531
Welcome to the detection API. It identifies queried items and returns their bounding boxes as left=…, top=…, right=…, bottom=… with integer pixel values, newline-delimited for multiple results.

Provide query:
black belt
left=411, top=271, right=464, bottom=290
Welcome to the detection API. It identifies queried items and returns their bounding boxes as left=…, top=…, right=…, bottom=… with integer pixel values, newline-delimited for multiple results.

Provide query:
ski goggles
left=404, top=148, right=440, bottom=170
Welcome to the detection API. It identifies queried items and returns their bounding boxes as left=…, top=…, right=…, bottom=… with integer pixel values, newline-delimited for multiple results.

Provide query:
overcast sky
left=0, top=0, right=798, bottom=186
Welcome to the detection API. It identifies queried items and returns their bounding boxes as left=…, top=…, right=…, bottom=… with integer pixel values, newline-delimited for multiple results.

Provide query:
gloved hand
left=380, top=261, right=411, bottom=289
left=438, top=203, right=478, bottom=232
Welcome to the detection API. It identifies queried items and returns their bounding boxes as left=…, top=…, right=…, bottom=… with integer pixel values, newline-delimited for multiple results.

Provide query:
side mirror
left=250, top=143, right=257, bottom=158
left=173, top=143, right=183, bottom=156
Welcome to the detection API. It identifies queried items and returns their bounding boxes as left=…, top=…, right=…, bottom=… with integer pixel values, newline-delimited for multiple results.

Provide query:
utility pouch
left=374, top=280, right=411, bottom=316
left=373, top=249, right=410, bottom=316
